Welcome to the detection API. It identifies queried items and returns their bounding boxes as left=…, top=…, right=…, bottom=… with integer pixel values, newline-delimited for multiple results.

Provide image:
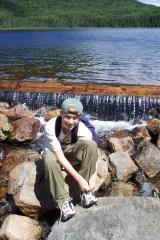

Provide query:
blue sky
left=137, top=0, right=160, bottom=6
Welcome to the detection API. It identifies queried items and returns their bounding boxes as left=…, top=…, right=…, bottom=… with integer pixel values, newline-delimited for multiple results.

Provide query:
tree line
left=0, top=0, right=160, bottom=28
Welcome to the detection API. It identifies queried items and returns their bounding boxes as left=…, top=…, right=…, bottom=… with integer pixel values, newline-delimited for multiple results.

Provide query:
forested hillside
left=0, top=0, right=160, bottom=28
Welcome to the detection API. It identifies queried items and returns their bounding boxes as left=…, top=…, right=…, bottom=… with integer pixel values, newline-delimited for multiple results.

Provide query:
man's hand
left=78, top=177, right=91, bottom=192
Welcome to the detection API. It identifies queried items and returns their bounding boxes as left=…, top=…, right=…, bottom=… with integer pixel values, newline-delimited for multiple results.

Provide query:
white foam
left=91, top=120, right=146, bottom=135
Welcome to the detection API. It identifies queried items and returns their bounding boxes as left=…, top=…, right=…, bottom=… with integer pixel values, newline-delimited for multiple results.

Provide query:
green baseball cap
left=61, top=98, right=83, bottom=115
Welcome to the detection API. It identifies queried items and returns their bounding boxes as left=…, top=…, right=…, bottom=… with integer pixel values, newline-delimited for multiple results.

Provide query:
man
left=43, top=98, right=98, bottom=221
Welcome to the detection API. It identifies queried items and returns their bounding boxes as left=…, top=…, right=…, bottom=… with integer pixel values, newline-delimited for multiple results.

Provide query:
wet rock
left=110, top=182, right=138, bottom=197
left=47, top=197, right=160, bottom=240
left=95, top=149, right=111, bottom=192
left=147, top=118, right=160, bottom=132
left=0, top=104, right=33, bottom=120
left=149, top=107, right=160, bottom=119
left=134, top=141, right=160, bottom=178
left=106, top=131, right=134, bottom=154
left=0, top=114, right=13, bottom=140
left=0, top=214, right=42, bottom=240
left=44, top=109, right=60, bottom=121
left=132, top=126, right=151, bottom=141
left=147, top=118, right=160, bottom=143
left=0, top=102, right=10, bottom=109
left=139, top=182, right=159, bottom=197
left=109, top=152, right=138, bottom=182
left=11, top=117, right=41, bottom=141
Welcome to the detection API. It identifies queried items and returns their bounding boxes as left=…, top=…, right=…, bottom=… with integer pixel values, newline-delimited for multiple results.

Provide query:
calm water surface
left=0, top=28, right=160, bottom=85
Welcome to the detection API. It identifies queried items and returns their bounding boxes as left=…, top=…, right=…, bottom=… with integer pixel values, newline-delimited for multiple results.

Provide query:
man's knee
left=79, top=140, right=97, bottom=150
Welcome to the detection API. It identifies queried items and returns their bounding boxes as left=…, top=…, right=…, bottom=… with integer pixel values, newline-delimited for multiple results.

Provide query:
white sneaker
left=80, top=191, right=98, bottom=207
left=60, top=199, right=75, bottom=221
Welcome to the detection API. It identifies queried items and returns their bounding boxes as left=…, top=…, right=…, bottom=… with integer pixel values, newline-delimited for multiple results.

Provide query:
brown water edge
left=0, top=80, right=160, bottom=97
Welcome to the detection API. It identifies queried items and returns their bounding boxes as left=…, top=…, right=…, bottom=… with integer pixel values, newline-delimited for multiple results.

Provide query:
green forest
left=0, top=0, right=160, bottom=28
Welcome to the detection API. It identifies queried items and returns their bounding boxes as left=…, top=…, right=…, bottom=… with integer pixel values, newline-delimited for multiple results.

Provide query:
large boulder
left=47, top=197, right=160, bottom=240
left=134, top=141, right=160, bottom=178
left=109, top=152, right=138, bottom=181
left=0, top=146, right=41, bottom=199
left=44, top=109, right=60, bottom=121
left=147, top=118, right=160, bottom=135
left=95, top=149, right=111, bottom=191
left=106, top=131, right=134, bottom=154
left=7, top=161, right=48, bottom=217
left=11, top=117, right=41, bottom=141
left=0, top=214, right=42, bottom=240
left=132, top=126, right=151, bottom=142
left=0, top=104, right=33, bottom=120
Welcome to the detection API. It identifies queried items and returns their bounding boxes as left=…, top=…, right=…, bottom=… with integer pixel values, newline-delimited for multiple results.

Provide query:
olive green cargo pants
left=44, top=140, right=98, bottom=208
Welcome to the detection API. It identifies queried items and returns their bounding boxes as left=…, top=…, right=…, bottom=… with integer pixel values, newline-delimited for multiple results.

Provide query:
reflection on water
left=0, top=28, right=160, bottom=85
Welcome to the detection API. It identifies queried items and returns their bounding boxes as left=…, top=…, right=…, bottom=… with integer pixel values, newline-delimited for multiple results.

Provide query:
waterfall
left=0, top=90, right=159, bottom=121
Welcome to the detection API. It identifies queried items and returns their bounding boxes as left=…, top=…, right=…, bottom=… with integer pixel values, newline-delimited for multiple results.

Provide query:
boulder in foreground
left=47, top=197, right=160, bottom=240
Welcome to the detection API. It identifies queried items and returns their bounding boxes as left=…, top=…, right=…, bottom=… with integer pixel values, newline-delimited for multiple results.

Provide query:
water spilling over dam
left=0, top=90, right=159, bottom=121
left=0, top=81, right=159, bottom=120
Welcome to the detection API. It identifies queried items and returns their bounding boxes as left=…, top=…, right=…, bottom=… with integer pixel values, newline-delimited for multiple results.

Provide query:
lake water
left=0, top=28, right=160, bottom=86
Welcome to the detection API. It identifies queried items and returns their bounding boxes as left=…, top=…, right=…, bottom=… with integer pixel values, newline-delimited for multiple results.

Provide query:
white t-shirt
left=44, top=117, right=92, bottom=152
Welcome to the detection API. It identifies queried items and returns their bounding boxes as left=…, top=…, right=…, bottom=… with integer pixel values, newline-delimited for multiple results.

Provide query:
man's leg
left=43, top=149, right=69, bottom=208
left=64, top=140, right=98, bottom=183
left=64, top=140, right=98, bottom=207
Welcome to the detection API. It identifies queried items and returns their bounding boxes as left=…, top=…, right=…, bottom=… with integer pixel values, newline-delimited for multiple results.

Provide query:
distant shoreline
left=1, top=26, right=160, bottom=31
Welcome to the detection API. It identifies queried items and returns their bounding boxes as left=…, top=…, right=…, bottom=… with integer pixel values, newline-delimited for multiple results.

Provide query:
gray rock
left=134, top=141, right=160, bottom=178
left=109, top=152, right=138, bottom=181
left=47, top=197, right=160, bottom=240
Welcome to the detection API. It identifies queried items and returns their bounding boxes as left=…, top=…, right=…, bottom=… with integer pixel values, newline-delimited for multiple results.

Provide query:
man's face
left=61, top=112, right=80, bottom=133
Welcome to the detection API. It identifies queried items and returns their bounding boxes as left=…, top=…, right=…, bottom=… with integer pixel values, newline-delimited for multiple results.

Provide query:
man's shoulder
left=78, top=121, right=92, bottom=137
left=45, top=117, right=57, bottom=131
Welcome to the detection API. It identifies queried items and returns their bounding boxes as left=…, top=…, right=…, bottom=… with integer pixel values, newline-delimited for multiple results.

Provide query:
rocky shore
left=0, top=102, right=160, bottom=240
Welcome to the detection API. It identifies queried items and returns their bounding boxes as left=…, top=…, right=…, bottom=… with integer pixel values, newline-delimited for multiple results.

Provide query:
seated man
left=43, top=98, right=98, bottom=221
